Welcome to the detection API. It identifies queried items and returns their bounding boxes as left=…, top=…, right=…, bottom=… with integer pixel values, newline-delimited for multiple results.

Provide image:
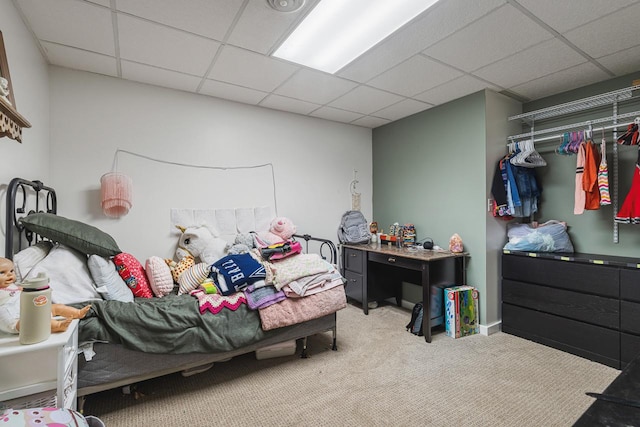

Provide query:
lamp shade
left=100, top=172, right=132, bottom=218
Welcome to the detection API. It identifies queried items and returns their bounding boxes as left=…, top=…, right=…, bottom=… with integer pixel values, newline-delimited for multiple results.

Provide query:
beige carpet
left=83, top=303, right=619, bottom=427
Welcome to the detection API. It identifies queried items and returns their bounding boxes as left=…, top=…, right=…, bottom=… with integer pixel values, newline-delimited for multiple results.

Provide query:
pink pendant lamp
left=100, top=172, right=133, bottom=218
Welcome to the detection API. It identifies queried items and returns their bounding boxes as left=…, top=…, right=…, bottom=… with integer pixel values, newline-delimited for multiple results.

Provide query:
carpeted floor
left=82, top=303, right=619, bottom=426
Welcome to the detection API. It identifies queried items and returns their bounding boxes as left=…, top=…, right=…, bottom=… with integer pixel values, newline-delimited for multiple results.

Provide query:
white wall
left=0, top=1, right=50, bottom=252
left=49, top=67, right=372, bottom=261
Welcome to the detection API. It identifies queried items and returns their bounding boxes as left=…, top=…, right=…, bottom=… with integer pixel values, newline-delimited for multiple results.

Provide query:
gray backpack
left=338, top=210, right=371, bottom=244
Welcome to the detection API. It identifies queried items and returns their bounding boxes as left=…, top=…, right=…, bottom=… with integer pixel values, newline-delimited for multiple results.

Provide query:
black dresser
left=502, top=251, right=640, bottom=369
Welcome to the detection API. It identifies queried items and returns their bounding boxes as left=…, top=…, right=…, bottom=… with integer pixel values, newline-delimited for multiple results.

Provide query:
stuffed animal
left=228, top=233, right=255, bottom=255
left=176, top=225, right=229, bottom=265
left=259, top=217, right=297, bottom=245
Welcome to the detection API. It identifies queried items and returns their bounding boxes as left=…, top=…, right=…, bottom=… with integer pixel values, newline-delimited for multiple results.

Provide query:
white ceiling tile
left=415, top=75, right=500, bottom=105
left=208, top=46, right=299, bottom=92
left=41, top=42, right=117, bottom=77
left=509, top=63, right=616, bottom=100
left=274, top=69, right=358, bottom=104
left=424, top=4, right=553, bottom=72
left=227, top=0, right=320, bottom=54
left=338, top=0, right=506, bottom=82
left=351, top=116, right=391, bottom=128
left=596, top=45, right=640, bottom=77
left=368, top=56, right=462, bottom=97
left=200, top=80, right=267, bottom=105
left=515, top=0, right=636, bottom=33
left=473, top=38, right=587, bottom=89
left=310, top=107, right=364, bottom=124
left=563, top=2, right=640, bottom=59
left=121, top=60, right=202, bottom=92
left=374, top=99, right=433, bottom=121
left=328, top=86, right=404, bottom=115
left=259, top=94, right=320, bottom=115
left=118, top=14, right=220, bottom=76
left=116, top=0, right=243, bottom=41
left=84, top=0, right=110, bottom=7
left=16, top=0, right=115, bottom=55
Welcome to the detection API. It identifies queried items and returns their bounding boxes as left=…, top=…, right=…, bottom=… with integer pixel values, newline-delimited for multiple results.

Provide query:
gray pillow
left=19, top=213, right=121, bottom=257
left=87, top=255, right=134, bottom=302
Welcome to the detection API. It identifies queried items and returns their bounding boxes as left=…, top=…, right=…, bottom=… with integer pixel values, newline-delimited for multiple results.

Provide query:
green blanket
left=78, top=294, right=269, bottom=354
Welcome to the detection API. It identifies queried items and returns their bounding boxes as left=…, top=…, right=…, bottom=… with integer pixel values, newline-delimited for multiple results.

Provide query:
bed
left=3, top=177, right=346, bottom=411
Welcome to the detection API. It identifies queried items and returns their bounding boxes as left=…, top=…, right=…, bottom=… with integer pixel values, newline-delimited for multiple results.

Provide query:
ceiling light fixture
left=267, top=0, right=306, bottom=13
left=273, top=0, right=440, bottom=74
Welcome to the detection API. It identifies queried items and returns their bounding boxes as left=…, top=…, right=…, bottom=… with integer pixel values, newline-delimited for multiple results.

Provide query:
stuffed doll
left=258, top=217, right=297, bottom=245
left=0, top=257, right=91, bottom=335
left=175, top=225, right=229, bottom=265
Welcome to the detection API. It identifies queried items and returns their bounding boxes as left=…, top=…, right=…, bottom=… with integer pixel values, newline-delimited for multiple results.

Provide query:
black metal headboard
left=293, top=233, right=338, bottom=265
left=5, top=178, right=57, bottom=259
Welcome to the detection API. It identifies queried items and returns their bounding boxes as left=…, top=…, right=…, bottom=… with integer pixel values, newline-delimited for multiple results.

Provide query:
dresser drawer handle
left=388, top=257, right=396, bottom=263
left=350, top=278, right=357, bottom=282
left=350, top=253, right=357, bottom=257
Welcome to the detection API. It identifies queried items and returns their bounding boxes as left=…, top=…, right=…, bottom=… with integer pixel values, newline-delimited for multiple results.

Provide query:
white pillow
left=13, top=241, right=54, bottom=283
left=87, top=255, right=134, bottom=303
left=25, top=244, right=102, bottom=305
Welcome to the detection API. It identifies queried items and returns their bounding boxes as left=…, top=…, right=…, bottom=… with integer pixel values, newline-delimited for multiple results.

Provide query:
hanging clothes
left=574, top=141, right=586, bottom=215
left=583, top=140, right=601, bottom=210
left=598, top=138, right=611, bottom=206
left=615, top=150, right=640, bottom=224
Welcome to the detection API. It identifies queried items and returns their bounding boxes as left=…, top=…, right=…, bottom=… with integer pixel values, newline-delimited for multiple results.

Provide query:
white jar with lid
left=19, top=272, right=52, bottom=345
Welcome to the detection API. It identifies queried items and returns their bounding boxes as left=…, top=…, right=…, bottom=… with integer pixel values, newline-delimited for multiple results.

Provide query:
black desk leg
left=422, top=263, right=431, bottom=343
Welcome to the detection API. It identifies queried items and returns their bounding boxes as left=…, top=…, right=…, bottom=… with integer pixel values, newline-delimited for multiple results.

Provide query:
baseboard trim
left=480, top=321, right=502, bottom=336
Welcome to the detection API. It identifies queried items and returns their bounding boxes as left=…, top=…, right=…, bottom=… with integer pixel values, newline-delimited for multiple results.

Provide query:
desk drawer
left=344, top=247, right=364, bottom=274
left=344, top=270, right=364, bottom=303
left=369, top=252, right=421, bottom=271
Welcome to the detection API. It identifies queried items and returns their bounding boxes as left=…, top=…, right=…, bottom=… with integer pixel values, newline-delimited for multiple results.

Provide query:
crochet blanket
left=190, top=289, right=247, bottom=314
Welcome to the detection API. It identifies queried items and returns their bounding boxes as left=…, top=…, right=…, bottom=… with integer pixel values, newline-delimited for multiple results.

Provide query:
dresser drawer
left=502, top=255, right=619, bottom=298
left=621, top=333, right=640, bottom=367
left=621, top=300, right=640, bottom=335
left=503, top=279, right=619, bottom=328
left=502, top=303, right=620, bottom=368
left=369, top=251, right=421, bottom=271
left=621, top=269, right=640, bottom=302
left=344, top=247, right=364, bottom=274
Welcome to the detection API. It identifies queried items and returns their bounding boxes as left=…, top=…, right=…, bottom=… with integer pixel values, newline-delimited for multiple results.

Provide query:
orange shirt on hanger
left=583, top=140, right=601, bottom=210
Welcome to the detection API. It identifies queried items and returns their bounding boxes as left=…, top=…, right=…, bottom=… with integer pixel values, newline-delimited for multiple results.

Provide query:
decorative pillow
left=13, top=240, right=54, bottom=282
left=113, top=252, right=153, bottom=298
left=165, top=255, right=195, bottom=283
left=178, top=263, right=211, bottom=295
left=19, top=213, right=122, bottom=257
left=25, top=244, right=102, bottom=305
left=87, top=255, right=134, bottom=303
left=146, top=256, right=174, bottom=297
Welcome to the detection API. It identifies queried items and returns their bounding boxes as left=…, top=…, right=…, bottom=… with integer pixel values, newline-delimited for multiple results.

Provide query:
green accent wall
left=373, top=91, right=490, bottom=323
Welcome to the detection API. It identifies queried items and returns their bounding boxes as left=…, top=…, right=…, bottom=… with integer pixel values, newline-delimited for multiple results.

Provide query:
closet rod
left=508, top=110, right=640, bottom=143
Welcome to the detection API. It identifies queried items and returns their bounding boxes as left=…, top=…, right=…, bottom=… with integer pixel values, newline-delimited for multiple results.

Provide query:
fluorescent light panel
left=273, top=0, right=439, bottom=74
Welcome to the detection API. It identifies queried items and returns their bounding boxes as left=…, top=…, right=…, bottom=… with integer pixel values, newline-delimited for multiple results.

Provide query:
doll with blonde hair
left=0, top=257, right=90, bottom=334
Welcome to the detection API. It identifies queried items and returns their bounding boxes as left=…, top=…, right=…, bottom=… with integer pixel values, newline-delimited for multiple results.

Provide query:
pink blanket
left=258, top=285, right=347, bottom=331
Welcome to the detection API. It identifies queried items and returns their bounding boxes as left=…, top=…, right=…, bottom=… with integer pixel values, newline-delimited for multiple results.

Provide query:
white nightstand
left=0, top=319, right=78, bottom=410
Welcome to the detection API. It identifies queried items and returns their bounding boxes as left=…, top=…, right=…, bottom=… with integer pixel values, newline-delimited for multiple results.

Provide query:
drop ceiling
left=12, top=0, right=640, bottom=128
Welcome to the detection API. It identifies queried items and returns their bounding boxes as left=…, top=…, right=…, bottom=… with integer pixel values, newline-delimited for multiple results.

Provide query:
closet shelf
left=509, top=84, right=640, bottom=124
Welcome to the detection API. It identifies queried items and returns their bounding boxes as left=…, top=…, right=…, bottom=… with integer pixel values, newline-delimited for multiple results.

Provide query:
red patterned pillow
left=113, top=252, right=153, bottom=298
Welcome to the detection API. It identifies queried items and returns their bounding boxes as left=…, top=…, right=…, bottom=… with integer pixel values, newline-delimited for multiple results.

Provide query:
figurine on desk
left=0, top=257, right=90, bottom=335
